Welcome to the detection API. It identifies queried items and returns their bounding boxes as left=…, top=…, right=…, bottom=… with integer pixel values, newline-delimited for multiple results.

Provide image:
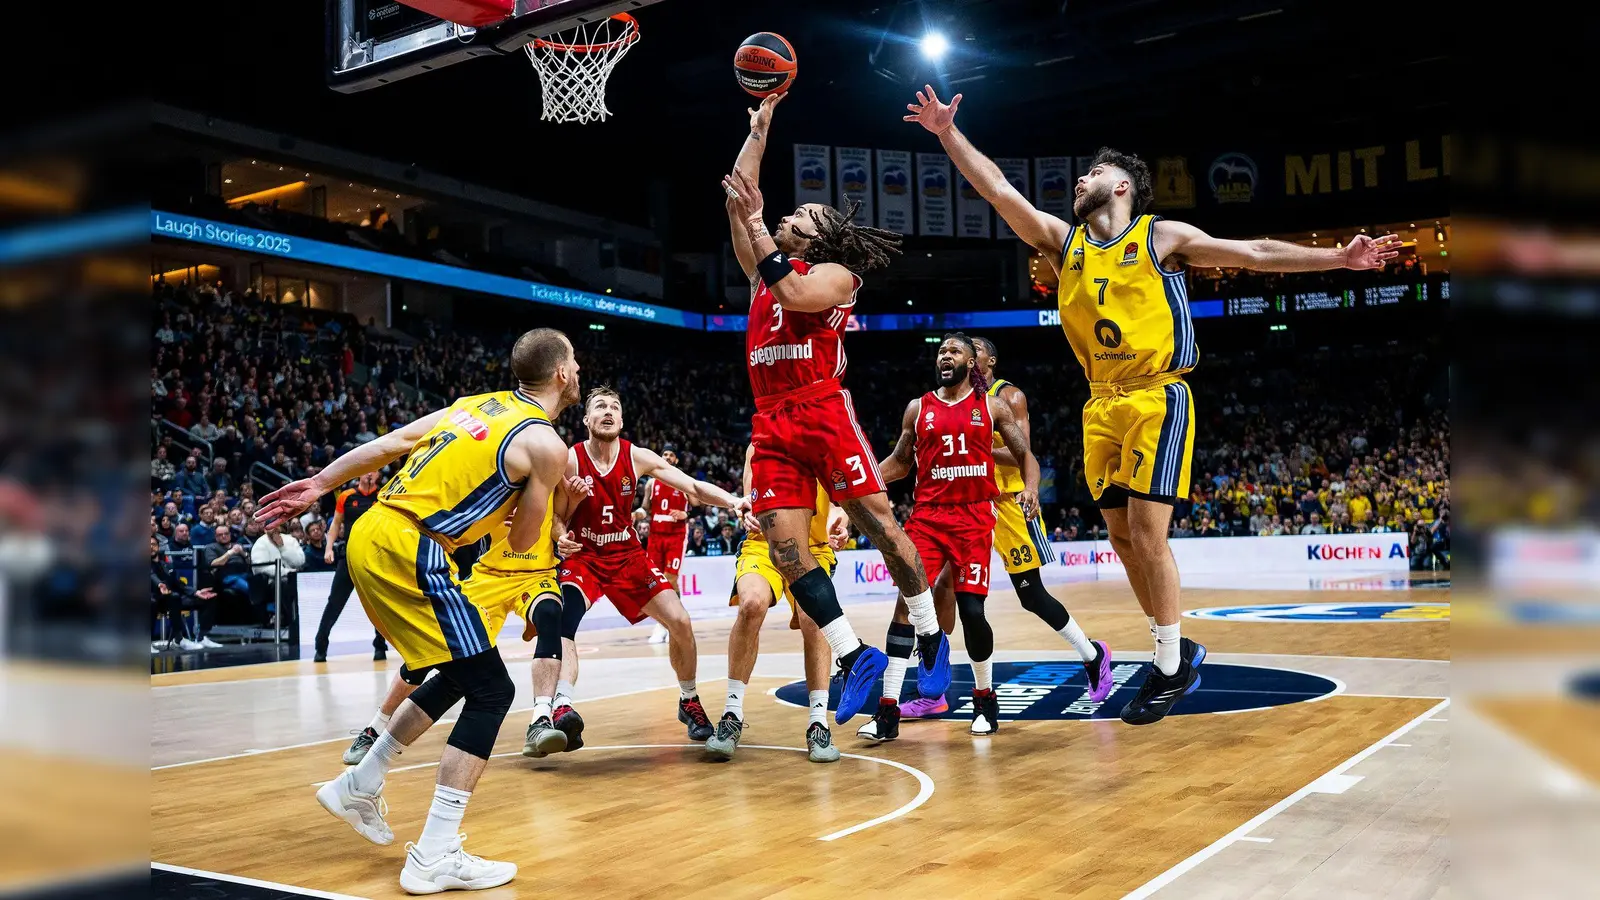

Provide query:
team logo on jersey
left=1069, top=247, right=1084, bottom=271
left=925, top=410, right=937, bottom=431
left=1120, top=242, right=1140, bottom=266
left=777, top=660, right=1338, bottom=721
left=449, top=409, right=490, bottom=440
left=970, top=408, right=984, bottom=425
left=1209, top=152, right=1258, bottom=204
left=1093, top=318, right=1123, bottom=348
left=830, top=468, right=847, bottom=490
left=1184, top=602, right=1450, bottom=622
left=620, top=475, right=633, bottom=496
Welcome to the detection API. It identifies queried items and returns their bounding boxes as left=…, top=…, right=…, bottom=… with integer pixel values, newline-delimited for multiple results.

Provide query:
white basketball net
left=524, top=14, right=639, bottom=124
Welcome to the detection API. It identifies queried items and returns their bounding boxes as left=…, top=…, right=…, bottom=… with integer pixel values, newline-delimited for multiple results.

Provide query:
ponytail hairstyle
left=942, top=332, right=989, bottom=394
left=800, top=199, right=904, bottom=272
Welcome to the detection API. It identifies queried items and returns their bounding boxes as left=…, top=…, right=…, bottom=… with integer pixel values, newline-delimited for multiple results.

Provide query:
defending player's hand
left=669, top=509, right=688, bottom=521
left=562, top=474, right=593, bottom=503
left=722, top=167, right=764, bottom=223
left=827, top=511, right=850, bottom=550
left=1017, top=488, right=1040, bottom=521
left=903, top=84, right=962, bottom=135
left=256, top=478, right=322, bottom=530
left=556, top=530, right=582, bottom=557
left=747, top=91, right=785, bottom=134
left=1343, top=233, right=1402, bottom=270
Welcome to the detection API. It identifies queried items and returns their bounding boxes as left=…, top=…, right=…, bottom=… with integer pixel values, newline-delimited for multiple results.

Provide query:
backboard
left=327, top=0, right=663, bottom=93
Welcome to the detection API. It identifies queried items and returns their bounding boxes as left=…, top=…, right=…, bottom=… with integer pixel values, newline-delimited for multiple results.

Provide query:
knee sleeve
left=559, top=584, right=588, bottom=640
left=399, top=663, right=434, bottom=687
left=1010, top=570, right=1071, bottom=631
left=788, top=567, right=843, bottom=628
left=409, top=667, right=466, bottom=720
left=955, top=591, right=994, bottom=662
left=531, top=596, right=563, bottom=659
left=445, top=651, right=515, bottom=759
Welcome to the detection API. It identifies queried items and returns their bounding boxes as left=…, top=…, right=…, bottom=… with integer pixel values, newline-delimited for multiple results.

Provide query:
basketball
left=733, top=32, right=797, bottom=98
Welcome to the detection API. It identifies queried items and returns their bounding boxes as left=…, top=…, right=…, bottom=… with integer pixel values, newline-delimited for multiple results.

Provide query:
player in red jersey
left=641, top=445, right=690, bottom=647
left=720, top=93, right=952, bottom=724
left=859, top=333, right=1057, bottom=737
left=521, top=386, right=751, bottom=756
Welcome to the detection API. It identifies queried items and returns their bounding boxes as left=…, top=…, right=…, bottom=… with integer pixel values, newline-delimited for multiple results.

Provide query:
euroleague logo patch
left=776, top=660, right=1339, bottom=720
left=1184, top=602, right=1450, bottom=622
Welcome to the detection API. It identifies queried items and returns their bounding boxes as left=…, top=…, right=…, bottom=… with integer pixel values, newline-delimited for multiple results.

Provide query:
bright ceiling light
left=920, top=32, right=949, bottom=61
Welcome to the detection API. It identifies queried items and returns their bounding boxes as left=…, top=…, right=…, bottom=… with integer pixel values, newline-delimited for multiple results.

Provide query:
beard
left=1073, top=182, right=1112, bottom=218
left=589, top=422, right=622, bottom=441
left=936, top=365, right=967, bottom=388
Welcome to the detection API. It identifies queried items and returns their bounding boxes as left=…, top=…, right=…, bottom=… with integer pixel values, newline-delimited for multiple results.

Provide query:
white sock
left=882, top=657, right=909, bottom=703
left=1154, top=623, right=1180, bottom=676
left=366, top=710, right=392, bottom=733
left=725, top=679, right=747, bottom=720
left=903, top=589, right=938, bottom=636
left=1147, top=615, right=1158, bottom=636
left=808, top=690, right=828, bottom=726
left=532, top=696, right=553, bottom=724
left=679, top=680, right=698, bottom=701
left=555, top=679, right=575, bottom=708
left=819, top=616, right=861, bottom=662
left=351, top=731, right=403, bottom=794
left=1057, top=617, right=1097, bottom=661
left=416, top=785, right=470, bottom=860
left=972, top=658, right=993, bottom=691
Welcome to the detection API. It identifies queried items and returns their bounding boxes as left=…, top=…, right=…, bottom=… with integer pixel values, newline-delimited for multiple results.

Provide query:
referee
left=313, top=471, right=389, bottom=662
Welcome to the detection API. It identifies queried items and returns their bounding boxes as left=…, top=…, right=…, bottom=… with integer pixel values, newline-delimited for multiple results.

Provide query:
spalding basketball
left=734, top=32, right=797, bottom=98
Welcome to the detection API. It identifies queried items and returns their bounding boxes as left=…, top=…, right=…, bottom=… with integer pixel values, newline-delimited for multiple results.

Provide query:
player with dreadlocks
left=715, top=92, right=955, bottom=738
left=860, top=333, right=1042, bottom=738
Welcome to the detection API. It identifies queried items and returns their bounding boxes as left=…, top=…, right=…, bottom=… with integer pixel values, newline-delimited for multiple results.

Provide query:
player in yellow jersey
left=705, top=443, right=850, bottom=761
left=906, top=86, right=1400, bottom=724
left=901, top=337, right=1115, bottom=722
left=257, top=327, right=580, bottom=894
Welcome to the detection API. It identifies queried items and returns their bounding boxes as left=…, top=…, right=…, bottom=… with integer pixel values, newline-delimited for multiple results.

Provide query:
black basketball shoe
left=1120, top=661, right=1200, bottom=726
left=678, top=695, right=714, bottom=741
left=856, top=699, right=901, bottom=742
left=553, top=704, right=585, bottom=752
left=969, top=689, right=1000, bottom=735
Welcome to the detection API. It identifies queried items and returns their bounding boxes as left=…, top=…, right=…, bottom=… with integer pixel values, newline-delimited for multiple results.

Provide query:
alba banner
left=793, top=144, right=832, bottom=207
left=993, top=158, right=1031, bottom=240
left=834, top=147, right=874, bottom=227
left=956, top=171, right=991, bottom=238
left=875, top=149, right=914, bottom=235
left=916, top=152, right=953, bottom=236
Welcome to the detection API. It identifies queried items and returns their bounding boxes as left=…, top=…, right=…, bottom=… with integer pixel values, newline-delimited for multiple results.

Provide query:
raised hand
left=903, top=84, right=962, bottom=135
left=256, top=478, right=322, bottom=530
left=722, top=167, right=765, bottom=223
left=1343, top=233, right=1403, bottom=270
left=748, top=91, right=786, bottom=135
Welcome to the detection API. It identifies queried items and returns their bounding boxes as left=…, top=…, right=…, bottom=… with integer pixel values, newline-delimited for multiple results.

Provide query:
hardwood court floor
left=151, top=576, right=1451, bottom=899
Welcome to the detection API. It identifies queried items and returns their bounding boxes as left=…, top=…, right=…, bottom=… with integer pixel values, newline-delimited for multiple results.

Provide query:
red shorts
left=906, top=502, right=997, bottom=598
left=559, top=550, right=674, bottom=625
left=646, top=528, right=686, bottom=580
left=751, top=387, right=886, bottom=514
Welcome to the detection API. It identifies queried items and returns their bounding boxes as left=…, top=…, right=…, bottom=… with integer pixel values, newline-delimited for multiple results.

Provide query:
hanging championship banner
left=793, top=144, right=832, bottom=207
left=835, top=147, right=874, bottom=227
left=875, top=149, right=913, bottom=235
left=956, top=171, right=990, bottom=239
left=994, top=158, right=1030, bottom=240
left=1034, top=156, right=1072, bottom=220
left=916, top=152, right=953, bottom=236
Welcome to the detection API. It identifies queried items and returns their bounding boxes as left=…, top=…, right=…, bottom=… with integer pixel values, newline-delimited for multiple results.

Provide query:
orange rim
left=531, top=13, right=639, bottom=53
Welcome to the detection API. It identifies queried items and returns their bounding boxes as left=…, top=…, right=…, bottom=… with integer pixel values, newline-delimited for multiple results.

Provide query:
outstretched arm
left=989, top=384, right=1030, bottom=470
left=633, top=445, right=750, bottom=515
left=905, top=86, right=1071, bottom=260
left=728, top=94, right=787, bottom=283
left=991, top=398, right=1040, bottom=519
left=256, top=407, right=446, bottom=528
left=1156, top=219, right=1403, bottom=272
left=877, top=399, right=921, bottom=483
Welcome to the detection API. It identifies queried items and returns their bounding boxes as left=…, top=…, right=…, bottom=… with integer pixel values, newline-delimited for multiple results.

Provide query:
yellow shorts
left=993, top=493, right=1056, bottom=574
left=730, top=539, right=837, bottom=630
left=464, top=564, right=562, bottom=640
left=1082, top=378, right=1195, bottom=504
left=346, top=505, right=496, bottom=670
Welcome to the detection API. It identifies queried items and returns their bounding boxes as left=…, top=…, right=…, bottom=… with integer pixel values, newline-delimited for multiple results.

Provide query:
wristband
left=756, top=250, right=794, bottom=286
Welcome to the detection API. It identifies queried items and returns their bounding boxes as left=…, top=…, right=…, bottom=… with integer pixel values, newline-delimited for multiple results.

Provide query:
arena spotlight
left=920, top=32, right=950, bottom=61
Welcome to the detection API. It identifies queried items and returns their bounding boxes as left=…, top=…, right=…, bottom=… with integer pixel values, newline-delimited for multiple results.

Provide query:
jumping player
left=902, top=336, right=1114, bottom=721
left=526, top=386, right=753, bottom=754
left=859, top=333, right=1048, bottom=738
left=722, top=92, right=952, bottom=724
left=705, top=443, right=849, bottom=761
left=260, top=327, right=579, bottom=893
left=907, top=86, right=1400, bottom=723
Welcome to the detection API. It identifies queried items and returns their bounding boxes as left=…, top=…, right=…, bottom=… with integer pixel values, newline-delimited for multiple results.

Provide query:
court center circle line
left=313, top=742, right=935, bottom=842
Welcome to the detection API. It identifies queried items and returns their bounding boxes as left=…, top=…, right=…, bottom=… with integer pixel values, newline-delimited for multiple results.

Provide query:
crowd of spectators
left=150, top=276, right=1452, bottom=644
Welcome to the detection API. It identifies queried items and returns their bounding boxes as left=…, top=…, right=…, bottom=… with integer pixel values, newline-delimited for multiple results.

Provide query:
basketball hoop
left=524, top=13, right=639, bottom=124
